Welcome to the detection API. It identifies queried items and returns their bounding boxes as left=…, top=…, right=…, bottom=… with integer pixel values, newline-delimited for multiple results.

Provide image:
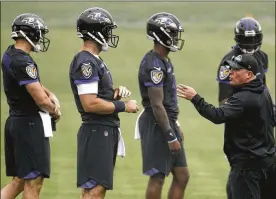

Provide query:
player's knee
left=173, top=168, right=190, bottom=187
left=24, top=176, right=44, bottom=192
left=149, top=172, right=165, bottom=187
left=11, top=177, right=24, bottom=192
left=84, top=185, right=106, bottom=199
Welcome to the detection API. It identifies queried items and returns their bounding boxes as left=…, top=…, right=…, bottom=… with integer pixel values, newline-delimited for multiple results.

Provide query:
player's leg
left=80, top=185, right=106, bottom=199
left=15, top=116, right=50, bottom=199
left=145, top=172, right=165, bottom=199
left=168, top=167, right=189, bottom=199
left=139, top=113, right=170, bottom=199
left=1, top=117, right=24, bottom=199
left=22, top=176, right=44, bottom=199
left=1, top=177, right=24, bottom=199
left=168, top=122, right=189, bottom=199
left=168, top=144, right=189, bottom=199
left=78, top=124, right=117, bottom=199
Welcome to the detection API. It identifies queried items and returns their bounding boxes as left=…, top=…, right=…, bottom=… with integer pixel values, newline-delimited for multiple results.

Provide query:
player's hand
left=50, top=112, right=61, bottom=122
left=177, top=84, right=197, bottom=100
left=48, top=93, right=61, bottom=122
left=114, top=86, right=131, bottom=100
left=50, top=108, right=61, bottom=122
left=48, top=93, right=61, bottom=110
left=125, top=100, right=139, bottom=113
left=168, top=140, right=181, bottom=155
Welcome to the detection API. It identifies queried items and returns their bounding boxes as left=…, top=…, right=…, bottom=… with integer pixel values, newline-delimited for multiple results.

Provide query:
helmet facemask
left=169, top=27, right=184, bottom=52
left=234, top=18, right=263, bottom=54
left=235, top=30, right=262, bottom=54
left=38, top=28, right=50, bottom=52
left=78, top=23, right=119, bottom=52
left=102, top=23, right=119, bottom=48
left=149, top=26, right=184, bottom=52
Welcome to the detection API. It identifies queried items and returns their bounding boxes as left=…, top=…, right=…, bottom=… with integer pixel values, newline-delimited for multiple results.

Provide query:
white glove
left=119, top=86, right=131, bottom=98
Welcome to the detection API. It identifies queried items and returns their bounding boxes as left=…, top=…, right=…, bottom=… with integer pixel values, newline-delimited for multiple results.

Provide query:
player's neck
left=81, top=41, right=100, bottom=56
left=153, top=45, right=169, bottom=60
left=14, top=40, right=32, bottom=54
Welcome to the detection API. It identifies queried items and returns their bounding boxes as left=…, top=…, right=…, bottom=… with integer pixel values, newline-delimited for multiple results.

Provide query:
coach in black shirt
left=177, top=54, right=276, bottom=199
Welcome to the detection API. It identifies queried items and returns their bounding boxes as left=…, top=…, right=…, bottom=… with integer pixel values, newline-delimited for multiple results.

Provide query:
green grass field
left=1, top=1, right=275, bottom=199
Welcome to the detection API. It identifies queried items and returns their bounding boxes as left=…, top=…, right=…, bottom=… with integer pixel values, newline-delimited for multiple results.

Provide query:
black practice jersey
left=69, top=51, right=119, bottom=127
left=1, top=45, right=41, bottom=116
left=138, top=51, right=179, bottom=121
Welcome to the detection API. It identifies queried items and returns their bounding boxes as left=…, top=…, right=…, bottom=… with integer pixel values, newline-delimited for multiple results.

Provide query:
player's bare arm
left=41, top=84, right=61, bottom=121
left=80, top=94, right=138, bottom=114
left=41, top=84, right=52, bottom=96
left=26, top=82, right=59, bottom=116
left=41, top=85, right=58, bottom=100
left=41, top=85, right=61, bottom=109
left=148, top=87, right=181, bottom=152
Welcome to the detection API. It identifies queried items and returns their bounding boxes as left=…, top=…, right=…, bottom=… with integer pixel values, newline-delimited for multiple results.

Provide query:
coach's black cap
left=224, top=54, right=258, bottom=75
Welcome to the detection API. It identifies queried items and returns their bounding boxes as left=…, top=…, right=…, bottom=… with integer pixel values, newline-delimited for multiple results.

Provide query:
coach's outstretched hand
left=177, top=84, right=197, bottom=100
left=114, top=86, right=131, bottom=100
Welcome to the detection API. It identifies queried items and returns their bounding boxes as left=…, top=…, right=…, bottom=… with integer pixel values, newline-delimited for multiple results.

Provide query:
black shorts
left=4, top=115, right=50, bottom=179
left=138, top=112, right=187, bottom=176
left=227, top=161, right=276, bottom=199
left=77, top=123, right=119, bottom=190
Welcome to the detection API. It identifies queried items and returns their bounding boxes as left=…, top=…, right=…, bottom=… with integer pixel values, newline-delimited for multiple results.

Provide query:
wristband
left=113, top=101, right=126, bottom=113
left=164, top=129, right=177, bottom=143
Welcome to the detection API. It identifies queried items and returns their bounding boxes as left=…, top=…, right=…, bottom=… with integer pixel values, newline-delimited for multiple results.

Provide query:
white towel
left=117, top=128, right=126, bottom=157
left=134, top=109, right=145, bottom=140
left=38, top=111, right=53, bottom=137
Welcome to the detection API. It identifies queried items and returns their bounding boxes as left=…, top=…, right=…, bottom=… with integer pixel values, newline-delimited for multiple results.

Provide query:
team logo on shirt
left=151, top=69, right=163, bottom=84
left=81, top=63, right=92, bottom=79
left=26, top=64, right=37, bottom=79
left=219, top=65, right=230, bottom=80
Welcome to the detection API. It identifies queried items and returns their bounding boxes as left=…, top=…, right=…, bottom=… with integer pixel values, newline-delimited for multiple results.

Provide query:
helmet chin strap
left=87, top=32, right=109, bottom=52
left=19, top=30, right=41, bottom=52
left=150, top=31, right=179, bottom=52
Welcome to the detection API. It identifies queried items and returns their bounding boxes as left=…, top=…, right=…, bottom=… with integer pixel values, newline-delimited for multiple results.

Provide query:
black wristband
left=164, top=129, right=177, bottom=143
left=113, top=101, right=126, bottom=113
